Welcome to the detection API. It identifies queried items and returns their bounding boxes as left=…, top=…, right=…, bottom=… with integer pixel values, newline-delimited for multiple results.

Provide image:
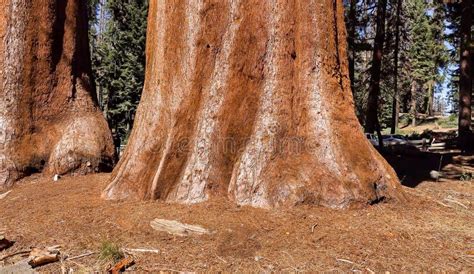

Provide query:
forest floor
left=396, top=114, right=457, bottom=135
left=0, top=167, right=473, bottom=272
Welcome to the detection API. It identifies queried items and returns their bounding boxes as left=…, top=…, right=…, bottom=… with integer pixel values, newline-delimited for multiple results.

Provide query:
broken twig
left=122, top=248, right=160, bottom=254
left=444, top=198, right=469, bottom=209
left=336, top=258, right=356, bottom=265
left=0, top=250, right=30, bottom=261
left=67, top=251, right=95, bottom=261
left=0, top=190, right=11, bottom=200
left=108, top=257, right=134, bottom=274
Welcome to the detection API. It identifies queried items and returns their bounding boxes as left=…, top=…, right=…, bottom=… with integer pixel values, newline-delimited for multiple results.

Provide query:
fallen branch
left=108, top=257, right=134, bottom=274
left=336, top=258, right=356, bottom=265
left=310, top=224, right=318, bottom=233
left=122, top=248, right=160, bottom=254
left=216, top=255, right=228, bottom=263
left=444, top=198, right=469, bottom=209
left=67, top=251, right=95, bottom=261
left=0, top=250, right=30, bottom=261
left=0, top=190, right=11, bottom=200
left=436, top=201, right=452, bottom=208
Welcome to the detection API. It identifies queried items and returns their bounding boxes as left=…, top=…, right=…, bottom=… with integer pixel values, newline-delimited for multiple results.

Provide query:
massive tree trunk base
left=0, top=0, right=115, bottom=188
left=103, top=0, right=405, bottom=209
left=0, top=114, right=114, bottom=187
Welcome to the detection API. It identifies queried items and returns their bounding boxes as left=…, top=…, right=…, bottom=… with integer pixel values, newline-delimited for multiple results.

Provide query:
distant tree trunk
left=347, top=0, right=357, bottom=91
left=390, top=0, right=402, bottom=134
left=458, top=0, right=472, bottom=151
left=0, top=0, right=115, bottom=188
left=411, top=81, right=417, bottom=127
left=97, top=0, right=108, bottom=39
left=102, top=0, right=405, bottom=209
left=426, top=80, right=434, bottom=116
left=364, top=0, right=387, bottom=134
left=94, top=0, right=108, bottom=111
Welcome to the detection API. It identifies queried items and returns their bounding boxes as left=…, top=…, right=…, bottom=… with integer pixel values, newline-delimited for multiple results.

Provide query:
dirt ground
left=0, top=173, right=473, bottom=272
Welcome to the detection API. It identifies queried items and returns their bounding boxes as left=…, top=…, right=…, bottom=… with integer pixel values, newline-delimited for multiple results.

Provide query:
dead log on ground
left=150, top=219, right=211, bottom=236
left=108, top=257, right=134, bottom=274
left=28, top=247, right=60, bottom=267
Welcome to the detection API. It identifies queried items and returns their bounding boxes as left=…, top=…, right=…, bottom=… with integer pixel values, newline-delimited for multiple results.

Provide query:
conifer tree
left=90, top=0, right=148, bottom=153
left=401, top=0, right=448, bottom=125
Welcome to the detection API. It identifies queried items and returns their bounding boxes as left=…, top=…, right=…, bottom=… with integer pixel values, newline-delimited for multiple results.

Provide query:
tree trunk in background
left=364, top=0, right=387, bottom=134
left=426, top=81, right=434, bottom=116
left=458, top=0, right=472, bottom=151
left=411, top=81, right=417, bottom=127
left=0, top=0, right=115, bottom=188
left=103, top=0, right=405, bottom=209
left=390, top=0, right=402, bottom=134
left=347, top=0, right=356, bottom=91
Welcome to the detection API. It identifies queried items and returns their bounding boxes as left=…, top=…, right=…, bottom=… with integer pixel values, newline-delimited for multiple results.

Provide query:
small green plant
left=99, top=240, right=124, bottom=263
left=437, top=114, right=458, bottom=129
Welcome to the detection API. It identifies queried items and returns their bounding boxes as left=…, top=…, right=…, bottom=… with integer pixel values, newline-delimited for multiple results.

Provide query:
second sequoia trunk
left=103, top=0, right=405, bottom=208
left=0, top=0, right=114, bottom=188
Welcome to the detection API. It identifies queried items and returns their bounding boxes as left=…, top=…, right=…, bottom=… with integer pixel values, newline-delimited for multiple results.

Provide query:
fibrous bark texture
left=0, top=0, right=115, bottom=188
left=103, top=0, right=405, bottom=208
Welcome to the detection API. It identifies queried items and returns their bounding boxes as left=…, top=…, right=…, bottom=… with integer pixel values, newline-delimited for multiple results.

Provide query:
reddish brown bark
left=103, top=0, right=405, bottom=209
left=0, top=0, right=115, bottom=188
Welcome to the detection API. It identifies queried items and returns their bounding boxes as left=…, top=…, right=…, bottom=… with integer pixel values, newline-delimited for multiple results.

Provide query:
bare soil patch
left=0, top=174, right=472, bottom=272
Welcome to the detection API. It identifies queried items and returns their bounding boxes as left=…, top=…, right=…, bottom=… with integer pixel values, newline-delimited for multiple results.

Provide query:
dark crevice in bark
left=347, top=0, right=356, bottom=91
left=333, top=0, right=344, bottom=91
left=51, top=1, right=67, bottom=70
left=72, top=1, right=97, bottom=104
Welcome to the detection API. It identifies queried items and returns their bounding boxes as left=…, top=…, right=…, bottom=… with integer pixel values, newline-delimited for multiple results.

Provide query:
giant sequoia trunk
left=0, top=0, right=115, bottom=188
left=103, top=0, right=405, bottom=208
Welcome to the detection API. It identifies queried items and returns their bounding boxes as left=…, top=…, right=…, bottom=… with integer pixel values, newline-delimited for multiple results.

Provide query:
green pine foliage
left=345, top=0, right=449, bottom=130
left=444, top=2, right=462, bottom=112
left=89, top=0, right=148, bottom=151
left=401, top=0, right=448, bottom=116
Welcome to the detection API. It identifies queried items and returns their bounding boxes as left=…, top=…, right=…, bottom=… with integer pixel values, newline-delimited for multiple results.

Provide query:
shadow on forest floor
left=381, top=149, right=474, bottom=187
